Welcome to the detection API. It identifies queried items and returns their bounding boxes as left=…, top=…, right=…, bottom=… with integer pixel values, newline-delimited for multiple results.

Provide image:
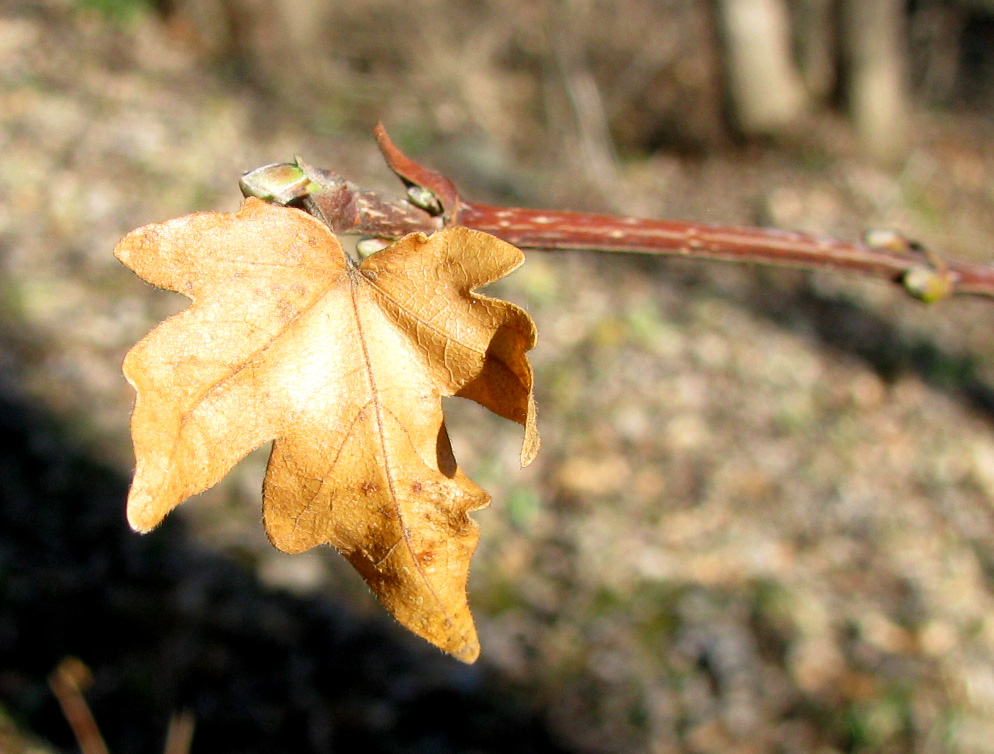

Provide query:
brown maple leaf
left=114, top=197, right=538, bottom=662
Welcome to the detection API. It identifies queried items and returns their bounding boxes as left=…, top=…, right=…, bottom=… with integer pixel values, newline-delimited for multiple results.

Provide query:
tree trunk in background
left=161, top=0, right=235, bottom=57
left=157, top=0, right=923, bottom=162
left=713, top=0, right=809, bottom=136
left=163, top=0, right=325, bottom=95
left=840, top=0, right=910, bottom=164
left=792, top=0, right=837, bottom=101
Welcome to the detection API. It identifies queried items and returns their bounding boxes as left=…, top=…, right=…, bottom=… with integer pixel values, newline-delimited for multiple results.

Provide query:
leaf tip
left=126, top=494, right=165, bottom=534
left=520, top=437, right=540, bottom=468
left=112, top=228, right=142, bottom=268
left=520, top=395, right=540, bottom=467
left=451, top=638, right=481, bottom=664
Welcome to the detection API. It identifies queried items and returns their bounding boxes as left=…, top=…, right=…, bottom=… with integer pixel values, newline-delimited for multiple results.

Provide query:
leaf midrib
left=347, top=271, right=451, bottom=621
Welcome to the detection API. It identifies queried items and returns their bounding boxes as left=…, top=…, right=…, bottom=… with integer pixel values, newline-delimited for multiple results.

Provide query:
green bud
left=239, top=163, right=315, bottom=205
left=406, top=185, right=443, bottom=215
left=864, top=229, right=911, bottom=253
left=903, top=265, right=952, bottom=303
left=356, top=238, right=392, bottom=258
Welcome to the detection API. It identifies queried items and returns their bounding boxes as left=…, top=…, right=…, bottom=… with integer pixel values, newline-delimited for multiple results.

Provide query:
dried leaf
left=115, top=197, right=539, bottom=661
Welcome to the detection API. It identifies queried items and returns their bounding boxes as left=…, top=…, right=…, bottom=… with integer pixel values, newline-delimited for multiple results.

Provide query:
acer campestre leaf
left=114, top=197, right=539, bottom=662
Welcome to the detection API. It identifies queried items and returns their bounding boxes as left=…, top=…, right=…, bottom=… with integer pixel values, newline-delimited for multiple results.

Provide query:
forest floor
left=6, top=2, right=994, bottom=753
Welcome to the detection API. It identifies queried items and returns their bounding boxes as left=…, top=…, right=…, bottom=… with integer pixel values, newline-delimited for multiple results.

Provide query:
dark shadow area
left=0, top=385, right=569, bottom=754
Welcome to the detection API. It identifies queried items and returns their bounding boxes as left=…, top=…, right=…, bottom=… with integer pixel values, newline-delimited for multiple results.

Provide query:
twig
left=49, top=658, right=195, bottom=754
left=162, top=711, right=195, bottom=754
left=237, top=125, right=994, bottom=302
left=48, top=659, right=110, bottom=754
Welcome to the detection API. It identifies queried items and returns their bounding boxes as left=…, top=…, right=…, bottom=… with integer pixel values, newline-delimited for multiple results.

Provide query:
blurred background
left=5, top=0, right=994, bottom=752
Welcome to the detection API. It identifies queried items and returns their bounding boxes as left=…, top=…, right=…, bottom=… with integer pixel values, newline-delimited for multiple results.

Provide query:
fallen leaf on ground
left=114, top=197, right=538, bottom=661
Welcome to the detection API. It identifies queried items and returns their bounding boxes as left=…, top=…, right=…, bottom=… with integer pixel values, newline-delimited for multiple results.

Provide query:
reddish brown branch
left=456, top=202, right=994, bottom=299
left=238, top=126, right=994, bottom=302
